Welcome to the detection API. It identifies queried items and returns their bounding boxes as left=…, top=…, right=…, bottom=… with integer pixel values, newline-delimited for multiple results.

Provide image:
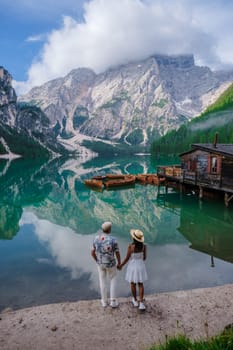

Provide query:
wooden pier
left=157, top=141, right=233, bottom=206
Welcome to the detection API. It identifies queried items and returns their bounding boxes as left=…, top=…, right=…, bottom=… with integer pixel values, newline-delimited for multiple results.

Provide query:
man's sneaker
left=101, top=300, right=107, bottom=308
left=139, top=302, right=146, bottom=310
left=131, top=298, right=139, bottom=307
left=110, top=299, right=119, bottom=308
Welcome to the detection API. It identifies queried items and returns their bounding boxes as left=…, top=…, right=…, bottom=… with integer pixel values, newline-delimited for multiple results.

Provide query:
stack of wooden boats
left=84, top=173, right=165, bottom=190
left=136, top=174, right=164, bottom=185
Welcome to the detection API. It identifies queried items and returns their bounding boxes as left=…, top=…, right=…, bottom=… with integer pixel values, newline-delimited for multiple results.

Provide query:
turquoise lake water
left=0, top=155, right=233, bottom=311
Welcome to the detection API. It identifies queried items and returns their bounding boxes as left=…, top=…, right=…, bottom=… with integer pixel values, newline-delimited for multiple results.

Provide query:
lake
left=1, top=154, right=233, bottom=311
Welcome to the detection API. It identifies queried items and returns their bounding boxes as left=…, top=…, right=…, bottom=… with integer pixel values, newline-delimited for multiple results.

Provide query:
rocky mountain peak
left=19, top=55, right=233, bottom=152
left=0, top=67, right=17, bottom=127
left=0, top=66, right=69, bottom=157
left=153, top=54, right=195, bottom=69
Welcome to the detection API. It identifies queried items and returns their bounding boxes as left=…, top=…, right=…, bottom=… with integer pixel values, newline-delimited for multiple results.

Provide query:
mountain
left=150, top=83, right=233, bottom=155
left=0, top=67, right=68, bottom=158
left=19, top=54, right=233, bottom=154
left=0, top=67, right=17, bottom=126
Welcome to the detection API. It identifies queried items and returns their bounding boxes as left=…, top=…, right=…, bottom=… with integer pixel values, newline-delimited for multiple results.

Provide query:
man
left=91, top=221, right=121, bottom=308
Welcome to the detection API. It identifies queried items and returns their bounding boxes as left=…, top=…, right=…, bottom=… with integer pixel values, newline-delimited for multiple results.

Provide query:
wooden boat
left=136, top=174, right=165, bottom=186
left=104, top=175, right=136, bottom=189
left=84, top=179, right=103, bottom=189
left=105, top=174, right=126, bottom=179
left=84, top=173, right=164, bottom=190
left=136, top=174, right=148, bottom=183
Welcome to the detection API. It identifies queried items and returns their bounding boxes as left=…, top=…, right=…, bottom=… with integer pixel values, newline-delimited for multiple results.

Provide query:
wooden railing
left=157, top=166, right=223, bottom=188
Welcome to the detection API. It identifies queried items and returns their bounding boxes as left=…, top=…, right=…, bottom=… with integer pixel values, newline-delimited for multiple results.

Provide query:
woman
left=120, top=229, right=148, bottom=310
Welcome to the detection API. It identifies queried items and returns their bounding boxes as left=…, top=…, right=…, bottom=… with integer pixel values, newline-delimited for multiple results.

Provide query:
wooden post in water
left=224, top=192, right=233, bottom=207
left=199, top=186, right=203, bottom=199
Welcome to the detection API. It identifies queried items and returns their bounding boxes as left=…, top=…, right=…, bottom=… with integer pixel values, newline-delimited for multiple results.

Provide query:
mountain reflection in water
left=0, top=155, right=233, bottom=311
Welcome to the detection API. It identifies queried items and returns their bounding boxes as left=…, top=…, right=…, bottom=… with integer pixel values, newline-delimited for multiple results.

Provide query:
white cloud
left=20, top=211, right=99, bottom=282
left=19, top=210, right=130, bottom=295
left=20, top=210, right=233, bottom=298
left=17, top=0, right=233, bottom=94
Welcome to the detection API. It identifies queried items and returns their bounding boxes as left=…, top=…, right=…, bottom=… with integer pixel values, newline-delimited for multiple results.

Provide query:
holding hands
left=117, top=263, right=122, bottom=270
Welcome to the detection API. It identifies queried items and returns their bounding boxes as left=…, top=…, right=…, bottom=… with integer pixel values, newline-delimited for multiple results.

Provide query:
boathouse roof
left=180, top=144, right=233, bottom=158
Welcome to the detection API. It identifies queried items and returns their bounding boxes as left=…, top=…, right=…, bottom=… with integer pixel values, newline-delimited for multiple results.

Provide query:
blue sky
left=1, top=0, right=233, bottom=95
left=0, top=0, right=86, bottom=80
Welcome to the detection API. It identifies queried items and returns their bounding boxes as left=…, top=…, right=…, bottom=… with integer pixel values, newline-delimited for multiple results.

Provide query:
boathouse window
left=187, top=159, right=196, bottom=171
left=211, top=156, right=217, bottom=173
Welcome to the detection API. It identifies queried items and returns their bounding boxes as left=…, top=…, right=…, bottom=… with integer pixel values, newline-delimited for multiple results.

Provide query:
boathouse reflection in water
left=157, top=192, right=233, bottom=266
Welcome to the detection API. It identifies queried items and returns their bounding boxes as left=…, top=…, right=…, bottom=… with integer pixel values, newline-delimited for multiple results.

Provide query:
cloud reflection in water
left=20, top=209, right=233, bottom=301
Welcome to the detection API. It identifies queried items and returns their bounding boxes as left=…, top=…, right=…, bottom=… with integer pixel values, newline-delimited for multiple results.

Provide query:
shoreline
left=1, top=284, right=233, bottom=350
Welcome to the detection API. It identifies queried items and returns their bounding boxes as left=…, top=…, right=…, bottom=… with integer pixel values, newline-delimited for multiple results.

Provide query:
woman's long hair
left=133, top=238, right=143, bottom=252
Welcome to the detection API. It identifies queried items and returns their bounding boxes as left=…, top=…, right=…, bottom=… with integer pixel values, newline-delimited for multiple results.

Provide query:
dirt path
left=1, top=284, right=233, bottom=350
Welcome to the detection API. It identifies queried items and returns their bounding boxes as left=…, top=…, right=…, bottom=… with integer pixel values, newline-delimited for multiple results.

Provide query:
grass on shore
left=149, top=326, right=233, bottom=350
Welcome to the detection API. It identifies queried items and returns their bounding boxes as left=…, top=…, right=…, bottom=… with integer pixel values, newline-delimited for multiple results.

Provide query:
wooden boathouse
left=157, top=139, right=233, bottom=206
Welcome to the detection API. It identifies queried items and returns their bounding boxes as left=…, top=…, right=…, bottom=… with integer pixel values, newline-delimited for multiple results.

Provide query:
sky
left=1, top=0, right=233, bottom=95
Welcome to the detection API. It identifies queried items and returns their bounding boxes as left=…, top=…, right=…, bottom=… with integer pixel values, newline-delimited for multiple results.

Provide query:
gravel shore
left=1, top=284, right=233, bottom=350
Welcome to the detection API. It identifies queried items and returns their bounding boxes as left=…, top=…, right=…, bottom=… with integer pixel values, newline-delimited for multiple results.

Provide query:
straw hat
left=130, top=229, right=144, bottom=242
left=101, top=221, right=112, bottom=232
